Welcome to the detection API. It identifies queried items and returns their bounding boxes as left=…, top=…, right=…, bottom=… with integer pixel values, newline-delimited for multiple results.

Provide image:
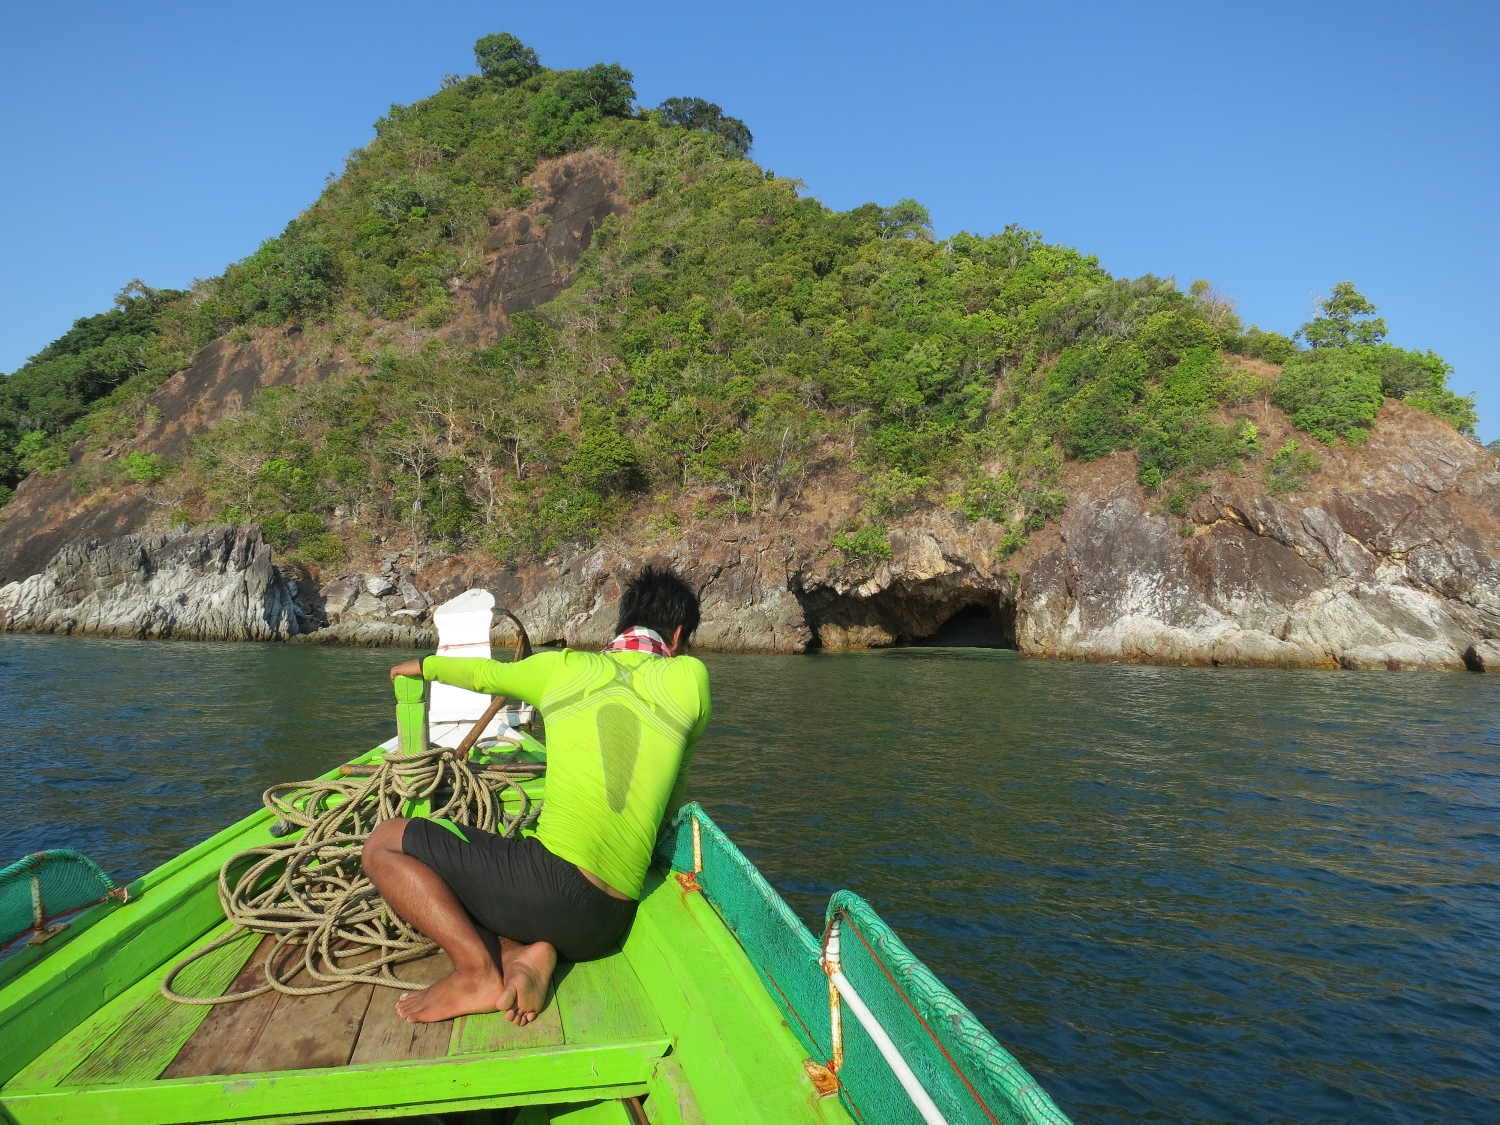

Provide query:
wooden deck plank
left=646, top=1057, right=709, bottom=1125
left=349, top=953, right=455, bottom=1065
left=558, top=952, right=663, bottom=1046
left=2, top=1038, right=668, bottom=1125
left=8, top=950, right=185, bottom=1091
left=162, top=935, right=280, bottom=1078
left=239, top=947, right=376, bottom=1073
left=449, top=973, right=563, bottom=1055
left=0, top=811, right=283, bottom=1087
left=62, top=930, right=259, bottom=1087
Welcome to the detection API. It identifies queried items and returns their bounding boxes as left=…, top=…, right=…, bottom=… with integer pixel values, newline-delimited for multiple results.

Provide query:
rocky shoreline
left=4, top=403, right=1499, bottom=671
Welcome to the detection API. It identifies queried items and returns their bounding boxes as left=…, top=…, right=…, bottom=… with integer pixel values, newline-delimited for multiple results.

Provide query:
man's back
left=423, top=647, right=710, bottom=898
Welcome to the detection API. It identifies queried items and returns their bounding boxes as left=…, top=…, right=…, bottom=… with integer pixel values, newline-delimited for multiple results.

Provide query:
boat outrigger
left=0, top=592, right=1072, bottom=1125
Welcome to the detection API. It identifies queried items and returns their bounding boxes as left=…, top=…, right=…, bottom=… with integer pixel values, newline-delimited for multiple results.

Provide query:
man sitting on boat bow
left=367, top=566, right=711, bottom=1025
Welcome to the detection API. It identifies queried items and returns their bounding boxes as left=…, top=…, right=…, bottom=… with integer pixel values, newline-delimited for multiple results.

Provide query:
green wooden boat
left=0, top=686, right=1073, bottom=1125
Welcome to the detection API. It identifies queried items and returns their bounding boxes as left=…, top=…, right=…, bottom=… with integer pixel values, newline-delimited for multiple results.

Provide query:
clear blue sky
left=4, top=1, right=1497, bottom=437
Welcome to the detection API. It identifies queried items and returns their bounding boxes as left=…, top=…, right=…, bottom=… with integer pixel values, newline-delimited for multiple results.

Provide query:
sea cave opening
left=908, top=602, right=1016, bottom=649
left=797, top=583, right=1019, bottom=651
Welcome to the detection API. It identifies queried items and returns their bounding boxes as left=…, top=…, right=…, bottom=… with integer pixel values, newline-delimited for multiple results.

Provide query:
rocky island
left=2, top=34, right=1496, bottom=671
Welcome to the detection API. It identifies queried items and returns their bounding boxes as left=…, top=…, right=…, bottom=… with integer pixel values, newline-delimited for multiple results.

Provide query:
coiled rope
left=164, top=615, right=540, bottom=1005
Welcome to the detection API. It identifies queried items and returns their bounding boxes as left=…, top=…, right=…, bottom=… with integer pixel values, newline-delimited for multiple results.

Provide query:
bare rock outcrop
left=1463, top=639, right=1500, bottom=672
left=401, top=529, right=814, bottom=654
left=292, top=556, right=439, bottom=648
left=0, top=524, right=298, bottom=641
left=1010, top=401, right=1500, bottom=670
left=473, top=151, right=628, bottom=320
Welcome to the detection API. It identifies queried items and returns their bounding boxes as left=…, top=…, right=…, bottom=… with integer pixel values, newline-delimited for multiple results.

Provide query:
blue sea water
left=2, top=633, right=1496, bottom=1123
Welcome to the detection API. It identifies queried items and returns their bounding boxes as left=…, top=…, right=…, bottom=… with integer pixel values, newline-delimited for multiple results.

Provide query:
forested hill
left=0, top=33, right=1480, bottom=573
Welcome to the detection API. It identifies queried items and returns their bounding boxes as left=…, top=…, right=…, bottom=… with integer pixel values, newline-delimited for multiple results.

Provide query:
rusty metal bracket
left=804, top=1059, right=840, bottom=1097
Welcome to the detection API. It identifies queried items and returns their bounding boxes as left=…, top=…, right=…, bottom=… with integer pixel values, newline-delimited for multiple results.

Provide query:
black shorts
left=399, top=818, right=637, bottom=963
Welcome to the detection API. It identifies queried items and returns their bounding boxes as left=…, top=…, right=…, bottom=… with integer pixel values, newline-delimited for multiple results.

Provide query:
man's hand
left=390, top=658, right=425, bottom=683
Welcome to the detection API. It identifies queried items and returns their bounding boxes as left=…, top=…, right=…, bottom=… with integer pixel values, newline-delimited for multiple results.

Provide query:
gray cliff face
left=0, top=525, right=298, bottom=642
left=1010, top=402, right=1500, bottom=670
left=307, top=529, right=815, bottom=654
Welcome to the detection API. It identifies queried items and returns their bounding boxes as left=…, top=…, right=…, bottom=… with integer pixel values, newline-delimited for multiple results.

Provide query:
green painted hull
left=0, top=741, right=1071, bottom=1125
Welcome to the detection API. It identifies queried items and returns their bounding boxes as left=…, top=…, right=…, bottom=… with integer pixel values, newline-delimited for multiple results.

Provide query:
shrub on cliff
left=1224, top=326, right=1298, bottom=364
left=221, top=236, right=340, bottom=324
left=1273, top=350, right=1385, bottom=444
left=655, top=97, right=753, bottom=156
left=122, top=451, right=165, bottom=483
left=832, top=524, right=893, bottom=564
left=1264, top=440, right=1320, bottom=495
left=1368, top=345, right=1477, bottom=434
left=16, top=431, right=70, bottom=476
left=1273, top=342, right=1476, bottom=444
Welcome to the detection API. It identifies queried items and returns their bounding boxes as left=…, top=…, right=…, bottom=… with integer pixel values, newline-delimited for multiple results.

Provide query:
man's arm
left=388, top=650, right=565, bottom=709
left=390, top=658, right=424, bottom=681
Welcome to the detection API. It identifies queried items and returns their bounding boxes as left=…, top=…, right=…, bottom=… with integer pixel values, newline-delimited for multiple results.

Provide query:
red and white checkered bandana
left=602, top=626, right=673, bottom=658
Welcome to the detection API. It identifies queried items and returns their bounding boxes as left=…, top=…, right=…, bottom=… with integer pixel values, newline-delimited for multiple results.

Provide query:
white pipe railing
left=824, top=921, right=950, bottom=1125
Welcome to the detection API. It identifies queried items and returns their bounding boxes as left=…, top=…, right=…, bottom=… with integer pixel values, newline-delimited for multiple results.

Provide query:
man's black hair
left=615, top=565, right=701, bottom=642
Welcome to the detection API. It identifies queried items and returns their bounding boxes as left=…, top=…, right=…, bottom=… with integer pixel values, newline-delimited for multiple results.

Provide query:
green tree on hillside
left=1297, top=281, right=1387, bottom=348
left=528, top=64, right=636, bottom=154
left=228, top=237, right=339, bottom=323
left=878, top=199, right=932, bottom=240
left=1274, top=282, right=1475, bottom=440
left=475, top=33, right=541, bottom=87
left=656, top=97, right=753, bottom=155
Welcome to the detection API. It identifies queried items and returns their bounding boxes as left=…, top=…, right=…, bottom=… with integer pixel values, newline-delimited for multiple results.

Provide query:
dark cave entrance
left=908, top=602, right=1016, bottom=649
left=797, top=583, right=1018, bottom=651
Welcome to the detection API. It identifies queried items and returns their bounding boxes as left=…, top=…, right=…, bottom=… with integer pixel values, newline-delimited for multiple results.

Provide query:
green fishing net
left=0, top=849, right=118, bottom=948
left=826, top=889, right=1072, bottom=1125
left=655, top=803, right=831, bottom=1057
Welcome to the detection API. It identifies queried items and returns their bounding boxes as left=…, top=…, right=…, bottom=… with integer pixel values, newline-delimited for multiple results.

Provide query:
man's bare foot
left=497, top=939, right=557, bottom=1025
left=395, top=963, right=504, bottom=1024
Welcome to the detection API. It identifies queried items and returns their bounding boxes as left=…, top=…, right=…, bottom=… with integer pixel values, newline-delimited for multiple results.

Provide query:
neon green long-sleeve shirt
left=421, top=648, right=710, bottom=900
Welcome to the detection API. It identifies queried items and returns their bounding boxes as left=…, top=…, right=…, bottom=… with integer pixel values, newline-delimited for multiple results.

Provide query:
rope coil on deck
left=162, top=746, right=540, bottom=1004
left=165, top=614, right=542, bottom=1005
